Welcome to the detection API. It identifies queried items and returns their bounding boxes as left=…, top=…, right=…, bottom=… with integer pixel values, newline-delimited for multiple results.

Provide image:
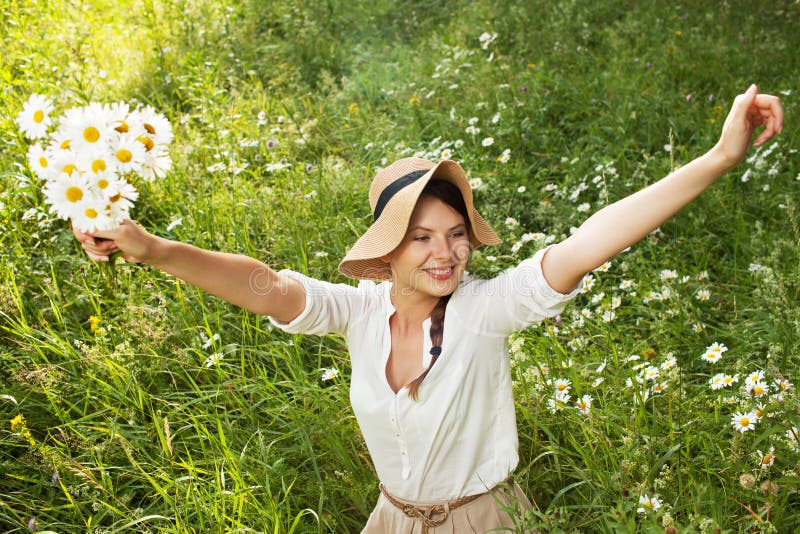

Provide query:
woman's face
left=383, top=195, right=471, bottom=299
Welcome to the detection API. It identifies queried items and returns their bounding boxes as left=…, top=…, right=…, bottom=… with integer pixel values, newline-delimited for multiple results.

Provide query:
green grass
left=1, top=0, right=798, bottom=532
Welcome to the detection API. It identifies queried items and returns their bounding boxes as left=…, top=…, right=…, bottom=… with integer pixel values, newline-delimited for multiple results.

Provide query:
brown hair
left=406, top=179, right=470, bottom=401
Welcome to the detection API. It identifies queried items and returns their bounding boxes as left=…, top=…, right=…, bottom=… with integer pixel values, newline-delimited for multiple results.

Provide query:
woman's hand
left=73, top=219, right=159, bottom=264
left=713, top=84, right=783, bottom=171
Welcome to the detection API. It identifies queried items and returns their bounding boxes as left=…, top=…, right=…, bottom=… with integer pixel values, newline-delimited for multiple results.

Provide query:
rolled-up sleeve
left=268, top=270, right=362, bottom=337
left=457, top=245, right=583, bottom=336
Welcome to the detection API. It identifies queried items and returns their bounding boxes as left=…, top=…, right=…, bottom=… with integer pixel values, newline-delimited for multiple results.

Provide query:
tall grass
left=1, top=0, right=798, bottom=532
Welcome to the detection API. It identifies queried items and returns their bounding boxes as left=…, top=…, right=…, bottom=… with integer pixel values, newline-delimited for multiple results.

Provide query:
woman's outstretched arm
left=74, top=220, right=306, bottom=322
left=541, top=84, right=784, bottom=294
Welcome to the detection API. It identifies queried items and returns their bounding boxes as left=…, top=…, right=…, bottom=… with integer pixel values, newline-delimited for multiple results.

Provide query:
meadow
left=1, top=0, right=798, bottom=532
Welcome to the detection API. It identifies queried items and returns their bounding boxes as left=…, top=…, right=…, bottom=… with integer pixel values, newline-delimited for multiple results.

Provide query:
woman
left=75, top=85, right=782, bottom=532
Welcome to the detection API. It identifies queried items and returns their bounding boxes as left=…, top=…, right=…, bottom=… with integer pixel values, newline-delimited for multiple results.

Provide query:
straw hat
left=338, top=157, right=501, bottom=280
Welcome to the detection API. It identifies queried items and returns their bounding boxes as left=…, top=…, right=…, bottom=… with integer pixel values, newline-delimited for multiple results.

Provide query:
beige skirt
left=361, top=480, right=535, bottom=533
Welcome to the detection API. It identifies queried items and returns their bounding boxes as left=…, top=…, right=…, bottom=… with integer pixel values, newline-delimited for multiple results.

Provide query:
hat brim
left=338, top=160, right=501, bottom=281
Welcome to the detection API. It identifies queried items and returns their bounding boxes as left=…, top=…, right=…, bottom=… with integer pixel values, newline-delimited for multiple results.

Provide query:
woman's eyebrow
left=407, top=223, right=467, bottom=233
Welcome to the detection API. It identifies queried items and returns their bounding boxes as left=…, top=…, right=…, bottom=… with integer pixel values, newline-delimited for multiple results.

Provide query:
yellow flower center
left=66, top=186, right=83, bottom=203
left=762, top=454, right=773, bottom=464
left=39, top=156, right=48, bottom=168
left=63, top=163, right=77, bottom=176
left=116, top=148, right=133, bottom=163
left=83, top=126, right=100, bottom=143
left=84, top=207, right=98, bottom=219
left=644, top=501, right=652, bottom=508
left=33, top=109, right=44, bottom=123
left=753, top=386, right=764, bottom=395
left=115, top=121, right=129, bottom=133
left=756, top=408, right=764, bottom=418
left=144, top=122, right=156, bottom=135
left=109, top=193, right=122, bottom=203
left=740, top=417, right=750, bottom=427
left=138, top=135, right=154, bottom=151
left=60, top=139, right=71, bottom=150
left=92, top=159, right=107, bottom=173
left=557, top=384, right=567, bottom=391
left=97, top=178, right=109, bottom=189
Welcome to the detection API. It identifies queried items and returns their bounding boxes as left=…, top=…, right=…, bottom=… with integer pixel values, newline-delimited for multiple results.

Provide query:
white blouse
left=270, top=246, right=581, bottom=501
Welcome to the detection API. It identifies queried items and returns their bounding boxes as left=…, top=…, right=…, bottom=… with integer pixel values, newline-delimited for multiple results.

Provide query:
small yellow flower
left=408, top=95, right=420, bottom=106
left=89, top=315, right=101, bottom=333
left=348, top=102, right=359, bottom=113
left=527, top=63, right=537, bottom=68
left=11, top=414, right=25, bottom=432
left=675, top=30, right=682, bottom=36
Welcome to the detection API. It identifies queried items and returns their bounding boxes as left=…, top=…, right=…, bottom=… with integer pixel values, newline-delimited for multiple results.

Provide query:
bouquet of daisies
left=15, top=94, right=173, bottom=233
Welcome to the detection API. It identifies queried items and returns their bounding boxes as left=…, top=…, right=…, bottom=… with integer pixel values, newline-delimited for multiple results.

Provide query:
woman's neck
left=388, top=289, right=440, bottom=332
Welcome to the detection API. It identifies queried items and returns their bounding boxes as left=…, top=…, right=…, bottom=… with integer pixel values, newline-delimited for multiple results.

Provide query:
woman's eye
left=450, top=231, right=465, bottom=238
left=414, top=235, right=429, bottom=241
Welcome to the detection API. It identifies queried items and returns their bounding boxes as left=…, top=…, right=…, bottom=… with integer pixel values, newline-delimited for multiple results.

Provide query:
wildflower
left=697, top=271, right=709, bottom=280
left=757, top=447, right=775, bottom=470
left=553, top=378, right=571, bottom=393
left=731, top=411, right=757, bottom=433
left=740, top=473, right=756, bottom=488
left=576, top=394, right=592, bottom=415
left=315, top=251, right=329, bottom=258
left=659, top=269, right=678, bottom=281
left=577, top=202, right=590, bottom=213
left=166, top=217, right=183, bottom=232
left=695, top=289, right=711, bottom=301
left=498, top=148, right=511, bottom=163
left=89, top=315, right=101, bottom=334
left=774, top=378, right=792, bottom=391
left=465, top=125, right=480, bottom=135
left=204, top=352, right=224, bottom=368
left=692, top=323, right=704, bottom=333
left=744, top=370, right=765, bottom=387
left=504, top=217, right=519, bottom=229
left=619, top=280, right=633, bottom=290
left=543, top=183, right=557, bottom=192
left=637, top=494, right=662, bottom=514
left=701, top=342, right=728, bottom=363
left=660, top=355, right=677, bottom=371
left=722, top=374, right=739, bottom=387
left=441, top=148, right=452, bottom=160
left=468, top=177, right=483, bottom=190
left=320, top=367, right=339, bottom=381
left=602, top=310, right=616, bottom=322
left=652, top=382, right=668, bottom=394
left=481, top=137, right=494, bottom=147
left=749, top=381, right=769, bottom=397
left=642, top=366, right=659, bottom=381
left=595, top=261, right=611, bottom=272
left=579, top=274, right=595, bottom=293
left=709, top=373, right=726, bottom=390
left=16, top=94, right=54, bottom=140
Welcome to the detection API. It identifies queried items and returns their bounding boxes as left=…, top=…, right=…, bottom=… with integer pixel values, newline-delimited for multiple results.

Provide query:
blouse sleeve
left=268, top=270, right=365, bottom=337
left=455, top=245, right=583, bottom=337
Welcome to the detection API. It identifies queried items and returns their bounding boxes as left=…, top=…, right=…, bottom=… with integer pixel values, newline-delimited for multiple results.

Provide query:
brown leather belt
left=378, top=477, right=514, bottom=533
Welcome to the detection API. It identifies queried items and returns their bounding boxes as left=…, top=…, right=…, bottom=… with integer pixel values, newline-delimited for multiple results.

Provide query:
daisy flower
left=140, top=149, right=172, bottom=181
left=72, top=199, right=116, bottom=233
left=497, top=148, right=510, bottom=163
left=553, top=378, right=571, bottom=393
left=748, top=381, right=769, bottom=397
left=660, top=355, right=677, bottom=371
left=105, top=180, right=139, bottom=219
left=619, top=280, right=633, bottom=290
left=43, top=173, right=91, bottom=220
left=695, top=289, right=711, bottom=301
left=468, top=177, right=483, bottom=190
left=722, top=374, right=739, bottom=387
left=709, top=373, right=726, bottom=390
left=659, top=269, right=678, bottom=281
left=757, top=447, right=775, bottom=470
left=26, top=144, right=52, bottom=180
left=744, top=370, right=765, bottom=387
left=110, top=133, right=146, bottom=174
left=504, top=217, right=519, bottom=229
left=575, top=394, right=592, bottom=415
left=106, top=101, right=132, bottom=133
left=637, top=494, right=662, bottom=514
left=651, top=382, right=668, bottom=394
left=16, top=94, right=54, bottom=140
left=320, top=367, right=339, bottom=381
left=481, top=137, right=494, bottom=147
left=731, top=411, right=757, bottom=433
left=60, top=103, right=111, bottom=152
left=692, top=323, right=704, bottom=333
left=136, top=105, right=174, bottom=147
